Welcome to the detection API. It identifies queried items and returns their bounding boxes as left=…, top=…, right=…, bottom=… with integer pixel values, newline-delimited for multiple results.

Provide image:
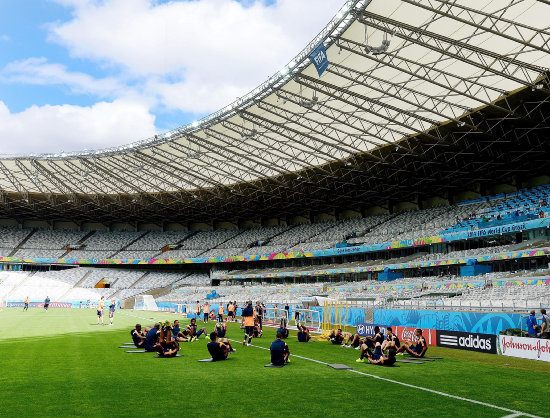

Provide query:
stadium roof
left=0, top=0, right=549, bottom=223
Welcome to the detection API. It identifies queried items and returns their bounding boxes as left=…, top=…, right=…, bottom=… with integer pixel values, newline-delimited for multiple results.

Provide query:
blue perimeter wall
left=124, top=302, right=528, bottom=335
left=373, top=309, right=524, bottom=335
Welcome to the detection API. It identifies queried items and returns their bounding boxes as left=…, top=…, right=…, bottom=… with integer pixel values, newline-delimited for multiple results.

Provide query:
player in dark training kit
left=396, top=329, right=428, bottom=358
left=270, top=332, right=290, bottom=366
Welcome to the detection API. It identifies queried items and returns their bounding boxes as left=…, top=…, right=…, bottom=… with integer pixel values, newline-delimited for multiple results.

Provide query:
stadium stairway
left=127, top=271, right=150, bottom=288
left=74, top=270, right=92, bottom=288
left=257, top=224, right=298, bottom=250
left=150, top=230, right=200, bottom=259
left=7, top=270, right=36, bottom=298
left=8, top=229, right=36, bottom=257
left=59, top=230, right=97, bottom=259
left=108, top=231, right=150, bottom=259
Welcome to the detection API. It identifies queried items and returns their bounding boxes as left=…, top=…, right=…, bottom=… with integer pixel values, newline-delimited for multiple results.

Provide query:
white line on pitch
left=228, top=339, right=540, bottom=418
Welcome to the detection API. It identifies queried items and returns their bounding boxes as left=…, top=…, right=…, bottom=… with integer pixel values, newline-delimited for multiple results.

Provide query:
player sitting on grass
left=342, top=333, right=363, bottom=349
left=383, top=327, right=400, bottom=350
left=253, top=321, right=263, bottom=338
left=242, top=301, right=255, bottom=346
left=215, top=322, right=227, bottom=338
left=297, top=324, right=311, bottom=342
left=144, top=323, right=161, bottom=352
left=364, top=326, right=384, bottom=349
left=396, top=328, right=428, bottom=358
left=131, top=324, right=146, bottom=348
left=368, top=344, right=397, bottom=366
left=207, top=332, right=234, bottom=361
left=270, top=332, right=290, bottom=366
left=187, top=318, right=207, bottom=342
left=328, top=329, right=345, bottom=345
left=277, top=319, right=289, bottom=339
left=157, top=322, right=180, bottom=357
left=171, top=320, right=189, bottom=342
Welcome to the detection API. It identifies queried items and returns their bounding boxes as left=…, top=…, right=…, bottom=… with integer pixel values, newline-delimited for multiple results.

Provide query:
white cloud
left=0, top=0, right=344, bottom=154
left=0, top=35, right=10, bottom=41
left=2, top=57, right=125, bottom=98
left=47, top=0, right=344, bottom=112
left=0, top=99, right=157, bottom=154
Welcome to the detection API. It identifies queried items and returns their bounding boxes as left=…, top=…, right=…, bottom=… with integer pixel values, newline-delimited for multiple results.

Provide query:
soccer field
left=0, top=308, right=547, bottom=417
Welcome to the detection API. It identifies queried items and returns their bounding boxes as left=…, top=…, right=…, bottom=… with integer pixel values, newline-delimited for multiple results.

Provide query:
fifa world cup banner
left=394, top=326, right=437, bottom=347
left=498, top=335, right=550, bottom=362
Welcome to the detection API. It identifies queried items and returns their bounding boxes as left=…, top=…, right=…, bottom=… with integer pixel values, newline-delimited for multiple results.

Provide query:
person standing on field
left=97, top=296, right=105, bottom=325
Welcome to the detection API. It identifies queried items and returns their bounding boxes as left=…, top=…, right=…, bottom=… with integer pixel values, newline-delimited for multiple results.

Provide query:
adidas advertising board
left=436, top=330, right=497, bottom=354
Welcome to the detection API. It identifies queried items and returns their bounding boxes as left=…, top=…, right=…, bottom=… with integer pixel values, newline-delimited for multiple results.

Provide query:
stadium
left=1, top=0, right=550, bottom=416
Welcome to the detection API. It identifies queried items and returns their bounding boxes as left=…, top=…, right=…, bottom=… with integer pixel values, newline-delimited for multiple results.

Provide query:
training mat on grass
left=155, top=354, right=183, bottom=358
left=125, top=350, right=147, bottom=353
left=197, top=358, right=215, bottom=362
left=327, top=364, right=352, bottom=370
left=395, top=359, right=425, bottom=364
left=264, top=364, right=285, bottom=368
left=119, top=346, right=138, bottom=348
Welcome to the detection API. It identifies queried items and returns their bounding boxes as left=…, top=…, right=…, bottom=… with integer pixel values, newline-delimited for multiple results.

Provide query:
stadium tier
left=0, top=184, right=548, bottom=266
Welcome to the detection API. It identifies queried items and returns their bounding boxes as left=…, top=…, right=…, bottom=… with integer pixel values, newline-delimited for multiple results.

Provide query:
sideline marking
left=228, top=339, right=540, bottom=418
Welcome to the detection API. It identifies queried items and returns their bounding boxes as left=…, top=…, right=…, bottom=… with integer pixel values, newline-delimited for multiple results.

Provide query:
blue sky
left=0, top=0, right=343, bottom=154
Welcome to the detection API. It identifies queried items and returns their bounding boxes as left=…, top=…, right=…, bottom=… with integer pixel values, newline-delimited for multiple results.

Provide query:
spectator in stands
left=242, top=301, right=255, bottom=346
left=277, top=318, right=289, bottom=339
left=108, top=299, right=116, bottom=326
left=297, top=324, right=311, bottom=342
left=203, top=302, right=210, bottom=323
left=144, top=323, right=160, bottom=352
left=207, top=332, right=234, bottom=361
left=131, top=324, right=146, bottom=348
left=328, top=329, right=345, bottom=345
left=44, top=296, right=50, bottom=312
left=396, top=329, right=428, bottom=358
left=187, top=318, right=207, bottom=342
left=270, top=332, right=290, bottom=366
left=539, top=309, right=550, bottom=339
left=526, top=310, right=539, bottom=337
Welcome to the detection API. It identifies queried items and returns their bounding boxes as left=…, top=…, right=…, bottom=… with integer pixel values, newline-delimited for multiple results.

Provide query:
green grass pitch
left=0, top=308, right=548, bottom=417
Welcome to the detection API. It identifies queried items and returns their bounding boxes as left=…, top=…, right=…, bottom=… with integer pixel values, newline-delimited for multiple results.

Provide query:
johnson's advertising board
left=498, top=335, right=550, bottom=362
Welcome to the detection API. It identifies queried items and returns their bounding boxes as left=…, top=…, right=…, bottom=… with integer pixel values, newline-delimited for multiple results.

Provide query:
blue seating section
left=442, top=185, right=550, bottom=234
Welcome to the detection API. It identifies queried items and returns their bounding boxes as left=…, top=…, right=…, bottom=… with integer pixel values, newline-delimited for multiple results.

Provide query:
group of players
left=193, top=300, right=245, bottom=323
left=127, top=300, right=427, bottom=367
left=130, top=318, right=235, bottom=358
left=328, top=326, right=428, bottom=366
